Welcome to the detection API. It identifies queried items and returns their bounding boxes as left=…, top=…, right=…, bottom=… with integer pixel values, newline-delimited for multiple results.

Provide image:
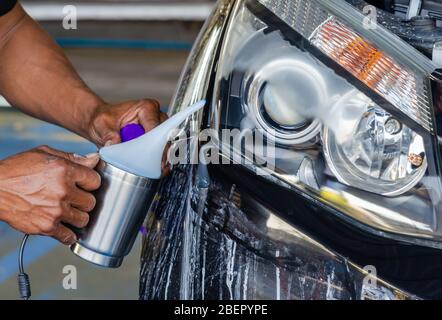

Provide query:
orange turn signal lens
left=310, top=18, right=432, bottom=131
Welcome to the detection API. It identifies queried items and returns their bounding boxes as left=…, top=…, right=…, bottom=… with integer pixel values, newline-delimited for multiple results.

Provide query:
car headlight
left=171, top=0, right=442, bottom=248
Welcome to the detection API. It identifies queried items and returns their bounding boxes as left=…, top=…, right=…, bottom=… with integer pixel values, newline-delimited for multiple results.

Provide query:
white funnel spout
left=100, top=100, right=206, bottom=179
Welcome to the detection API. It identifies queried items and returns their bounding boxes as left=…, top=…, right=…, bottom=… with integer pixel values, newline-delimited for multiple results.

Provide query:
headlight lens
left=323, top=103, right=427, bottom=196
left=210, top=0, right=442, bottom=246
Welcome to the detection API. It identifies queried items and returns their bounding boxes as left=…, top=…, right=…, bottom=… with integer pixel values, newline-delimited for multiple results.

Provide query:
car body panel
left=140, top=164, right=416, bottom=300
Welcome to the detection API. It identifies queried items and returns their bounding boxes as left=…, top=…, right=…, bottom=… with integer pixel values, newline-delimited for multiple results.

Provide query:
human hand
left=88, top=99, right=170, bottom=175
left=0, top=146, right=101, bottom=245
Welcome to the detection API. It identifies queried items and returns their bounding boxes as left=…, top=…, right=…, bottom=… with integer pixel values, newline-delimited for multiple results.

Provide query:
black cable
left=17, top=234, right=31, bottom=300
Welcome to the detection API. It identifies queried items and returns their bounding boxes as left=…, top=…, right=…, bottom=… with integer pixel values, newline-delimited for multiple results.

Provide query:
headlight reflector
left=323, top=103, right=427, bottom=197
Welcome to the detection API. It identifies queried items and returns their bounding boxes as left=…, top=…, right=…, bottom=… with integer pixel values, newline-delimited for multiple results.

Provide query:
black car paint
left=139, top=161, right=436, bottom=299
left=216, top=165, right=442, bottom=300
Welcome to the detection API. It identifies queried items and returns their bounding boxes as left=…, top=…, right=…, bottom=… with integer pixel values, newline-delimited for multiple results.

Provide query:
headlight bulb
left=323, top=95, right=427, bottom=197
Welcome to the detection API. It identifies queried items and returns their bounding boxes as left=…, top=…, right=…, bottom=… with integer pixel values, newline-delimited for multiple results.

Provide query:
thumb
left=72, top=153, right=101, bottom=169
left=102, top=132, right=121, bottom=148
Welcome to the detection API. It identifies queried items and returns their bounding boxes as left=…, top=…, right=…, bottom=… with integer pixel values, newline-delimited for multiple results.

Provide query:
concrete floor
left=0, top=47, right=188, bottom=299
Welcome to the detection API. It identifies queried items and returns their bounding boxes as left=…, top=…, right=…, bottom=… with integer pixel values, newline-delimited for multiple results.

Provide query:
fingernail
left=105, top=141, right=113, bottom=147
left=86, top=153, right=99, bottom=159
left=65, top=235, right=77, bottom=245
left=73, top=153, right=86, bottom=159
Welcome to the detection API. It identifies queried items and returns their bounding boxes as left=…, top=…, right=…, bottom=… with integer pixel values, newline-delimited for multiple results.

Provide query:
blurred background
left=0, top=0, right=213, bottom=299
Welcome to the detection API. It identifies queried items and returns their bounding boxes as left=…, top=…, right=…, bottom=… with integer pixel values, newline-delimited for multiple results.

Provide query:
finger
left=69, top=188, right=96, bottom=212
left=72, top=153, right=101, bottom=169
left=161, top=141, right=171, bottom=177
left=70, top=164, right=101, bottom=191
left=50, top=225, right=77, bottom=245
left=37, top=145, right=100, bottom=169
left=161, top=162, right=171, bottom=177
left=61, top=204, right=90, bottom=228
left=160, top=112, right=168, bottom=123
left=103, top=133, right=121, bottom=147
left=39, top=146, right=101, bottom=191
left=137, top=100, right=161, bottom=132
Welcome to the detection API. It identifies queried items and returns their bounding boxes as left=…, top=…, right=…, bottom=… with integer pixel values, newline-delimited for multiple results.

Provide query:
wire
left=18, top=234, right=28, bottom=273
left=17, top=234, right=31, bottom=300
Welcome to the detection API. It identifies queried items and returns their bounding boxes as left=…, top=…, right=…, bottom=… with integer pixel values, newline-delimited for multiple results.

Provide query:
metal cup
left=71, top=160, right=158, bottom=268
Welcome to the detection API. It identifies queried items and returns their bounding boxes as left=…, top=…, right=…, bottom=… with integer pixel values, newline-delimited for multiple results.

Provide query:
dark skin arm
left=0, top=3, right=168, bottom=145
left=0, top=3, right=168, bottom=244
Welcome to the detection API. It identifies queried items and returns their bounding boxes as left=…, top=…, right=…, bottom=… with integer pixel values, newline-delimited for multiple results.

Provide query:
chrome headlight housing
left=171, top=0, right=442, bottom=248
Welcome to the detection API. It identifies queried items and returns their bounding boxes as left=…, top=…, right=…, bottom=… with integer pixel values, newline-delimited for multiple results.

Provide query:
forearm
left=0, top=3, right=103, bottom=139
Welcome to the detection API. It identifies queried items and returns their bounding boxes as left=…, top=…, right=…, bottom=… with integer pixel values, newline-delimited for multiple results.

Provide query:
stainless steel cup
left=70, top=160, right=158, bottom=268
